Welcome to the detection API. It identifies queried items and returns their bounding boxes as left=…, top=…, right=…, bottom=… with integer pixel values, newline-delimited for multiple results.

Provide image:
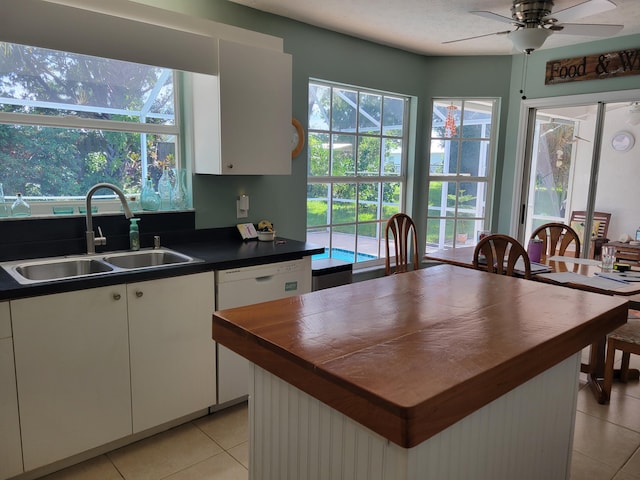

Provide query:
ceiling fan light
left=509, top=28, right=552, bottom=54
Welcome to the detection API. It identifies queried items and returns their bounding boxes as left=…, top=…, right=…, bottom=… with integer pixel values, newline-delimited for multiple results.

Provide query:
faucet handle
left=95, top=226, right=107, bottom=246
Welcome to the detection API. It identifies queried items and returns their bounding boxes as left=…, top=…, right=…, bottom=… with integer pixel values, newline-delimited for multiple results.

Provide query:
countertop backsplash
left=0, top=211, right=197, bottom=262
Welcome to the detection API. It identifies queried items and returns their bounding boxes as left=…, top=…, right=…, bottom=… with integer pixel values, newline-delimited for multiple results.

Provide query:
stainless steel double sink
left=2, top=248, right=200, bottom=285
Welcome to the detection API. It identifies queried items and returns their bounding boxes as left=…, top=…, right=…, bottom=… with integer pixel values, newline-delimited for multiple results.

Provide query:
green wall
left=139, top=0, right=514, bottom=242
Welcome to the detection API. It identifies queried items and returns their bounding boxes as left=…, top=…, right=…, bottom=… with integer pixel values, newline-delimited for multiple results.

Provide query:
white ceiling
left=227, top=0, right=640, bottom=56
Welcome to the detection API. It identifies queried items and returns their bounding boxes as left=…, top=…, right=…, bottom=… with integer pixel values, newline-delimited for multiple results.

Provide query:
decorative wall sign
left=545, top=48, right=640, bottom=85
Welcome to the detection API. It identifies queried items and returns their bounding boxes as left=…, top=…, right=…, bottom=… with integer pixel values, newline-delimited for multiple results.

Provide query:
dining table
left=424, top=245, right=640, bottom=404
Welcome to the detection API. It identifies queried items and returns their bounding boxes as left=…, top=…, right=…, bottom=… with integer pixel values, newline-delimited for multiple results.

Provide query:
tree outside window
left=0, top=42, right=181, bottom=213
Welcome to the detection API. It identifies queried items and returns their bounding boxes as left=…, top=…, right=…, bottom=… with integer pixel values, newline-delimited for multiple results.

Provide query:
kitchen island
left=212, top=264, right=628, bottom=480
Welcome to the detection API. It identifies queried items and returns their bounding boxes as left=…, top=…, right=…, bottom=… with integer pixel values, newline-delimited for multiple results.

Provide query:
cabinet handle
left=226, top=164, right=233, bottom=169
left=113, top=293, right=121, bottom=301
left=136, top=290, right=144, bottom=298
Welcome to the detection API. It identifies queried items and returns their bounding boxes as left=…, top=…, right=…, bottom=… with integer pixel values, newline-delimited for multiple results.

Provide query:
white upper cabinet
left=192, top=39, right=293, bottom=175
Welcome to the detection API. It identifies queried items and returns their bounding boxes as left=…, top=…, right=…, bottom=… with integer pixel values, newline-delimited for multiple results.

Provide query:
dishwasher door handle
left=255, top=275, right=275, bottom=282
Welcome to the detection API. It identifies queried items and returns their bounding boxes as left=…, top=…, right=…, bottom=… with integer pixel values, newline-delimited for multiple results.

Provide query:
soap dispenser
left=129, top=218, right=140, bottom=251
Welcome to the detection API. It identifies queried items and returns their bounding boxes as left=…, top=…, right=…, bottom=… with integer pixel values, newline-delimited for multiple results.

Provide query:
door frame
left=511, top=89, right=640, bottom=246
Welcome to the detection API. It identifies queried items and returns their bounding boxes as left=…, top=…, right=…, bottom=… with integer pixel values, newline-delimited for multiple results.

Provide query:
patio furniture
left=569, top=211, right=611, bottom=259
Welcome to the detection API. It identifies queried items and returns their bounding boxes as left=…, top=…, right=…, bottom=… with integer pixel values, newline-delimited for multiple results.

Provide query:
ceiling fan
left=444, top=0, right=624, bottom=54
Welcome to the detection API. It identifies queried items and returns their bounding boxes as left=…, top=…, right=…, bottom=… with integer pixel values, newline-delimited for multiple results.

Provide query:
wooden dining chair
left=472, top=234, right=531, bottom=279
left=530, top=222, right=581, bottom=259
left=603, top=311, right=640, bottom=402
left=385, top=213, right=419, bottom=275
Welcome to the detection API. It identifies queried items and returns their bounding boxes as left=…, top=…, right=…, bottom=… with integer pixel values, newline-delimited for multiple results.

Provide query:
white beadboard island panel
left=249, top=353, right=580, bottom=480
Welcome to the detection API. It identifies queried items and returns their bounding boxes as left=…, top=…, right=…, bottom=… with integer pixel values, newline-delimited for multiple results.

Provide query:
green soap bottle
left=129, top=218, right=140, bottom=251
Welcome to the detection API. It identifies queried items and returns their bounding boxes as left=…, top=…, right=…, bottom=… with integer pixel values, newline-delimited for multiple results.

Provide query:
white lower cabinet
left=0, top=301, right=23, bottom=480
left=128, top=272, right=216, bottom=433
left=11, top=271, right=217, bottom=473
left=12, top=285, right=131, bottom=471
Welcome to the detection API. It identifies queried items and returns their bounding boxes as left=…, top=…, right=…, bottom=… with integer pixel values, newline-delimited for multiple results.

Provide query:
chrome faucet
left=85, top=183, right=133, bottom=254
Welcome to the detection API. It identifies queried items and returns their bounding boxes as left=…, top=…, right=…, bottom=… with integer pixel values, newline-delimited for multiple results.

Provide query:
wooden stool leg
left=603, top=340, right=617, bottom=403
left=621, top=352, right=631, bottom=382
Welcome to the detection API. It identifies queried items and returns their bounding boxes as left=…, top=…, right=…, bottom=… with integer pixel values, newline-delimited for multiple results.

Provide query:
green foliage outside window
left=0, top=42, right=177, bottom=201
left=307, top=81, right=408, bottom=261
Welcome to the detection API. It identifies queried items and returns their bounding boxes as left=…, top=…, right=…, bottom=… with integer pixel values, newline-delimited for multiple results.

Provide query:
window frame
left=306, top=79, right=410, bottom=268
left=426, top=98, right=499, bottom=251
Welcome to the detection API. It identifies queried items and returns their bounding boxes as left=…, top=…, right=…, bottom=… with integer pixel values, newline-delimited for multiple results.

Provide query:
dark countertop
left=0, top=235, right=324, bottom=301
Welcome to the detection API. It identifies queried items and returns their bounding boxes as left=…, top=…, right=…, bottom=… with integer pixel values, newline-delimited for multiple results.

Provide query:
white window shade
left=0, top=0, right=223, bottom=74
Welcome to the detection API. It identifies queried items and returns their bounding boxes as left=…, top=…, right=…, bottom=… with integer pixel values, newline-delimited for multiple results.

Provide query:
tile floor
left=29, top=350, right=640, bottom=480
left=572, top=349, right=640, bottom=480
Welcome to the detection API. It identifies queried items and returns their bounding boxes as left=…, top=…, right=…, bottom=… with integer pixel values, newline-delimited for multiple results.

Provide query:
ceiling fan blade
left=442, top=30, right=511, bottom=45
left=471, top=10, right=523, bottom=26
left=555, top=22, right=624, bottom=36
left=550, top=0, right=617, bottom=23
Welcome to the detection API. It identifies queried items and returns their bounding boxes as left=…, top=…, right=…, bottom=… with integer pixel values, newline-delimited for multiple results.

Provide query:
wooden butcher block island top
left=212, top=264, right=627, bottom=448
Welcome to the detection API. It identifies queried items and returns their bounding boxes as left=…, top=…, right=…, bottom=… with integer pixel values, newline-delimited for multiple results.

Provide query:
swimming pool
left=312, top=248, right=378, bottom=263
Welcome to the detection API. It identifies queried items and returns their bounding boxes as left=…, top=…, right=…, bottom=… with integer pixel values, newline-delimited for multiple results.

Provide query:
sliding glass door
left=524, top=105, right=596, bottom=236
left=519, top=93, right=640, bottom=259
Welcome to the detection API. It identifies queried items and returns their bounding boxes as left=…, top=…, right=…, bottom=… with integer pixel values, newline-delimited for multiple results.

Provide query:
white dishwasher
left=215, top=256, right=312, bottom=405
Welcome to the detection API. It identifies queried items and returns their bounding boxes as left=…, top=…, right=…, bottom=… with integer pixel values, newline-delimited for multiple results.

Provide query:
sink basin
left=10, top=258, right=114, bottom=284
left=102, top=249, right=195, bottom=269
left=2, top=248, right=199, bottom=285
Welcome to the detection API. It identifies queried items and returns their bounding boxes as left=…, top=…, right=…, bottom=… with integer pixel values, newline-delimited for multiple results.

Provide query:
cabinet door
left=128, top=272, right=216, bottom=433
left=193, top=40, right=292, bottom=175
left=0, top=302, right=23, bottom=480
left=12, top=286, right=130, bottom=471
left=219, top=40, right=292, bottom=174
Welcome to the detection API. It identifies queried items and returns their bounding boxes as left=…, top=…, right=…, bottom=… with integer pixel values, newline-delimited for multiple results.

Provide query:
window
left=306, top=80, right=409, bottom=266
left=426, top=99, right=498, bottom=251
left=0, top=42, right=182, bottom=215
